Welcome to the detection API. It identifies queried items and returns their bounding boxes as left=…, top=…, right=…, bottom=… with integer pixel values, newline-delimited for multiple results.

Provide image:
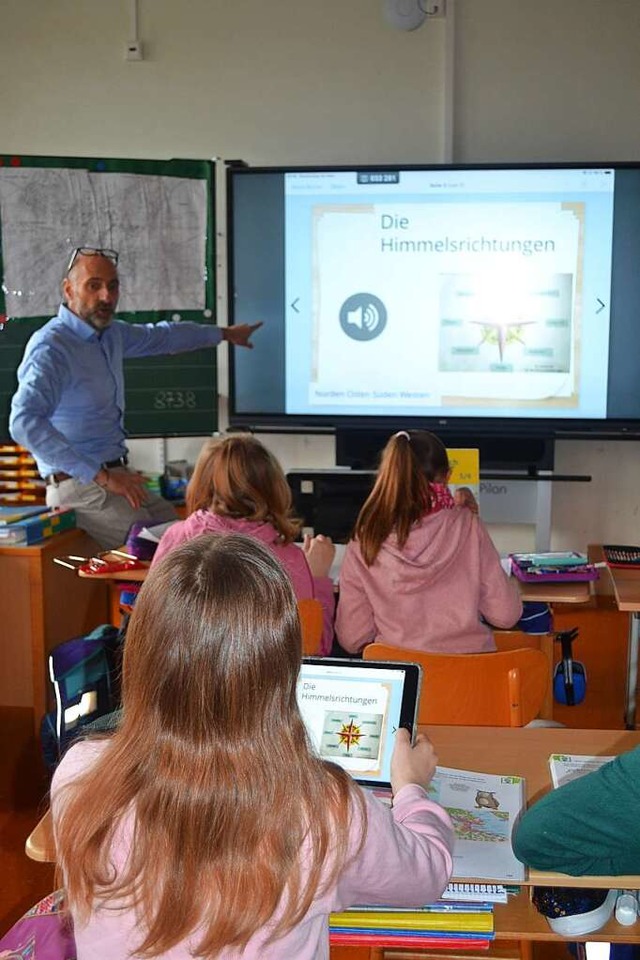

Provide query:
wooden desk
left=0, top=529, right=109, bottom=735
left=25, top=809, right=55, bottom=863
left=518, top=579, right=592, bottom=606
left=95, top=558, right=596, bottom=601
left=430, top=726, right=640, bottom=947
left=589, top=545, right=640, bottom=728
left=426, top=725, right=640, bottom=888
left=81, top=558, right=594, bottom=721
left=27, top=725, right=640, bottom=943
left=78, top=552, right=150, bottom=626
left=98, top=560, right=594, bottom=634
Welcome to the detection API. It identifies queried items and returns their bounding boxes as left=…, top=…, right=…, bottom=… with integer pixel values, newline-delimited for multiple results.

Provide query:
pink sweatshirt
left=151, top=512, right=335, bottom=654
left=336, top=507, right=522, bottom=654
left=52, top=740, right=454, bottom=960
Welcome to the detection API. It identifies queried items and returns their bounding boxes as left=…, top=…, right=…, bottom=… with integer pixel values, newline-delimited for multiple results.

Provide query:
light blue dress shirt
left=9, top=305, right=222, bottom=484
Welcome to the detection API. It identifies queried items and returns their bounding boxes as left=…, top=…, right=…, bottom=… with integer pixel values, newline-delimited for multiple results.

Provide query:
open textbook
left=427, top=767, right=526, bottom=882
left=549, top=754, right=615, bottom=789
left=137, top=520, right=177, bottom=543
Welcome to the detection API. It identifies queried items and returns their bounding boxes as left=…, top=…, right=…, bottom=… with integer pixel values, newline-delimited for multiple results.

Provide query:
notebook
left=297, top=657, right=422, bottom=788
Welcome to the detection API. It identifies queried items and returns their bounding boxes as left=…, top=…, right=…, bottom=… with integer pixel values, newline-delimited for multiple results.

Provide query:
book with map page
left=428, top=767, right=526, bottom=882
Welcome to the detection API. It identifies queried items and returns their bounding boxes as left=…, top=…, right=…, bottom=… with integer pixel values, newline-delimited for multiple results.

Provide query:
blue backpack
left=40, top=624, right=122, bottom=771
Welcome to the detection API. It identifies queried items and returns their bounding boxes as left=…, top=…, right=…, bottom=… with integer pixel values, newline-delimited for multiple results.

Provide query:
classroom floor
left=0, top=707, right=54, bottom=931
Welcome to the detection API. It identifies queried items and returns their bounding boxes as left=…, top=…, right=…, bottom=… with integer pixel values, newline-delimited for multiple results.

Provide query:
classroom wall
left=2, top=0, right=640, bottom=552
left=0, top=0, right=446, bottom=163
left=453, top=0, right=640, bottom=163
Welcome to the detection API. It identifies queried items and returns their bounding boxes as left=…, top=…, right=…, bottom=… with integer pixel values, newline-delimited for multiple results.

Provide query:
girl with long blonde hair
left=53, top=534, right=453, bottom=959
left=152, top=433, right=336, bottom=653
left=336, top=429, right=521, bottom=655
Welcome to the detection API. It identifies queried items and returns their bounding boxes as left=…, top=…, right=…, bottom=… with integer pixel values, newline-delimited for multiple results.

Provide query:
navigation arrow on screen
left=291, top=297, right=300, bottom=313
left=596, top=298, right=606, bottom=314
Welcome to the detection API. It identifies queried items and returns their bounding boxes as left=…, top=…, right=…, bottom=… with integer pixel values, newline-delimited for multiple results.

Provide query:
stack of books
left=510, top=551, right=598, bottom=583
left=329, top=761, right=527, bottom=950
left=0, top=505, right=76, bottom=545
left=329, top=897, right=495, bottom=950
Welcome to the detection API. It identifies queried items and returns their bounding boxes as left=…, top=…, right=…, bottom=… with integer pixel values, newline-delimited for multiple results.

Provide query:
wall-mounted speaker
left=383, top=0, right=427, bottom=31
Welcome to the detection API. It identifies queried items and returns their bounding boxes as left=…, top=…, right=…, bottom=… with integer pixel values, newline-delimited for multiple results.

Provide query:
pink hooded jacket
left=52, top=739, right=454, bottom=960
left=336, top=507, right=522, bottom=654
left=151, top=512, right=335, bottom=654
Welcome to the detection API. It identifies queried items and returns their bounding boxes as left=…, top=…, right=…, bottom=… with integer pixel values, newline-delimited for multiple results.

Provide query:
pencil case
left=602, top=544, right=640, bottom=568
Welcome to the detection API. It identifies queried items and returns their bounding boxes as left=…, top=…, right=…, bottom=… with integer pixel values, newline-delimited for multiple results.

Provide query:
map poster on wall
left=0, top=166, right=209, bottom=318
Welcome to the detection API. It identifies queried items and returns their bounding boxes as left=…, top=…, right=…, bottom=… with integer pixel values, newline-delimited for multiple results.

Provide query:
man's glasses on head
left=65, top=246, right=119, bottom=275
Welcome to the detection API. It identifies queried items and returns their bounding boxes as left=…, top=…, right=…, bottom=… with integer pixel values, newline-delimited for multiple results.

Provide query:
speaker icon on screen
left=339, top=293, right=387, bottom=341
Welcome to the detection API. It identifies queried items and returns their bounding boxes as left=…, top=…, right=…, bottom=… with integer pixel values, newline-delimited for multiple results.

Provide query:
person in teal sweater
left=513, top=746, right=640, bottom=876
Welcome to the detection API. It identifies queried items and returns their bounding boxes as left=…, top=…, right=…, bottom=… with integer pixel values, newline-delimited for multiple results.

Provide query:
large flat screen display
left=228, top=164, right=640, bottom=437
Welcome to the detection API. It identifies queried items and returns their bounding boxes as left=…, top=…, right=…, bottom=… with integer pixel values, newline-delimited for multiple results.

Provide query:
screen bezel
left=299, top=656, right=422, bottom=788
left=227, top=161, right=640, bottom=442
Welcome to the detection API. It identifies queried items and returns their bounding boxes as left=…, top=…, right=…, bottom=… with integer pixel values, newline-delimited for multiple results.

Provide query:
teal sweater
left=512, top=746, right=640, bottom=876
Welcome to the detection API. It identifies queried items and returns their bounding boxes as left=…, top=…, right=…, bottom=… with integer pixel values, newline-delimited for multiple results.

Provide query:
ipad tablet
left=297, top=657, right=422, bottom=789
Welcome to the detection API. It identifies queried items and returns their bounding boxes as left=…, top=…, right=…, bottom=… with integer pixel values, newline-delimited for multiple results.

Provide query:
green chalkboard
left=0, top=155, right=217, bottom=439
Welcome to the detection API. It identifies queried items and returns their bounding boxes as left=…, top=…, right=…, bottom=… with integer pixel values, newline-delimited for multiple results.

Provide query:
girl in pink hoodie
left=152, top=434, right=336, bottom=654
left=52, top=535, right=453, bottom=960
left=336, top=430, right=522, bottom=655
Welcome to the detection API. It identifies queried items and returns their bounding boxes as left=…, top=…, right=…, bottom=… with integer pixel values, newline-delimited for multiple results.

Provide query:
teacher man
left=9, top=246, right=261, bottom=549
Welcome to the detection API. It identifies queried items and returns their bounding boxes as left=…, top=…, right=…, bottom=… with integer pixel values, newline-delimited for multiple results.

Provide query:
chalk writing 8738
left=153, top=390, right=197, bottom=410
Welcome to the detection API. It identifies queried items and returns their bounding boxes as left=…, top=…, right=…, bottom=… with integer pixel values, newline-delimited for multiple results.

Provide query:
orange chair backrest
left=363, top=642, right=549, bottom=726
left=494, top=629, right=553, bottom=654
left=298, top=598, right=324, bottom=655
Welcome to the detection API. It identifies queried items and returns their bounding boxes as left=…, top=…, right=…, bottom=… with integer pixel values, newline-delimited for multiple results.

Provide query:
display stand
left=321, top=430, right=590, bottom=551
left=479, top=471, right=591, bottom=552
left=287, top=467, right=590, bottom=550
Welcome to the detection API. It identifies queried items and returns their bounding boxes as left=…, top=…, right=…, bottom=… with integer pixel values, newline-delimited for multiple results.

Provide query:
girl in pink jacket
left=152, top=434, right=336, bottom=654
left=336, top=430, right=522, bottom=654
left=53, top=534, right=454, bottom=960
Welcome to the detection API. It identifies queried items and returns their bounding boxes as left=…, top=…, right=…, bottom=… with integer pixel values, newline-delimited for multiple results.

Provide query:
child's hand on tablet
left=391, top=728, right=438, bottom=794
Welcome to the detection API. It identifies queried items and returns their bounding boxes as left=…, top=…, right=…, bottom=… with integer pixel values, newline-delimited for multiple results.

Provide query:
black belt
left=47, top=472, right=72, bottom=484
left=47, top=456, right=128, bottom=485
